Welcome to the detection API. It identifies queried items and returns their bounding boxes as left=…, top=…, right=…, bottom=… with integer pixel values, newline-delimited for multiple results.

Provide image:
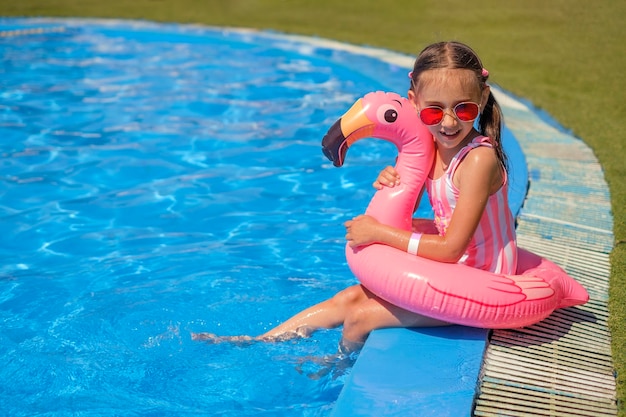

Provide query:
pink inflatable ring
left=321, top=91, right=588, bottom=328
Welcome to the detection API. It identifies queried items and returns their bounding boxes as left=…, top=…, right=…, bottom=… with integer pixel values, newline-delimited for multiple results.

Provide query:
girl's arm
left=418, top=146, right=502, bottom=262
left=347, top=147, right=502, bottom=263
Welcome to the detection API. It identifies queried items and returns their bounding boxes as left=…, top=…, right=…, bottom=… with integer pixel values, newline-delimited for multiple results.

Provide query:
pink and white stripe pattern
left=426, top=136, right=518, bottom=274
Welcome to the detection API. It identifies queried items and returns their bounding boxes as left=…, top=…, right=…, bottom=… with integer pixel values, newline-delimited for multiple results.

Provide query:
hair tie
left=481, top=68, right=489, bottom=78
left=408, top=71, right=414, bottom=79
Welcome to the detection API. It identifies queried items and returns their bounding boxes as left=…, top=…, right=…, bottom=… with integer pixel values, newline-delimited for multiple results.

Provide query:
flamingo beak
left=321, top=99, right=375, bottom=167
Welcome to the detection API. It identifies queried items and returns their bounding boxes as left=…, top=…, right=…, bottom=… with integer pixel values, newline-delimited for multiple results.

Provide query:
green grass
left=2, top=0, right=625, bottom=413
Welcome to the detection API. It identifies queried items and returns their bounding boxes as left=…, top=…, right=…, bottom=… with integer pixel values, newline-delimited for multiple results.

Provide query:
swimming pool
left=0, top=18, right=527, bottom=416
left=0, top=18, right=433, bottom=416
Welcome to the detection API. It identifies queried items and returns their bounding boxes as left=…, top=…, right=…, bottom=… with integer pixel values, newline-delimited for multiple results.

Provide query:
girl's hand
left=344, top=215, right=381, bottom=247
left=373, top=166, right=400, bottom=190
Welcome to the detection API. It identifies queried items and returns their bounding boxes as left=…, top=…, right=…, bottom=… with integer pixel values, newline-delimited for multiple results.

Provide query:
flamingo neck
left=365, top=140, right=432, bottom=231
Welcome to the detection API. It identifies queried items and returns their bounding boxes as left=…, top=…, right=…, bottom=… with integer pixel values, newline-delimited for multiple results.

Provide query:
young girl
left=193, top=41, right=517, bottom=353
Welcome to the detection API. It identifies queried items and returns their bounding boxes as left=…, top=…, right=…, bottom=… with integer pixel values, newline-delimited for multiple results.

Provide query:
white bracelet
left=407, top=232, right=422, bottom=255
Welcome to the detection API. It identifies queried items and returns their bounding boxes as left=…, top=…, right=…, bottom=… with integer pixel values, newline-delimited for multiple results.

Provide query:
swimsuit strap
left=446, top=136, right=493, bottom=178
left=445, top=135, right=508, bottom=187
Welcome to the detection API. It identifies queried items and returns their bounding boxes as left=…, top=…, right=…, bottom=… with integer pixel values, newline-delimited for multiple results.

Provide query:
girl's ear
left=407, top=89, right=418, bottom=110
left=481, top=85, right=490, bottom=109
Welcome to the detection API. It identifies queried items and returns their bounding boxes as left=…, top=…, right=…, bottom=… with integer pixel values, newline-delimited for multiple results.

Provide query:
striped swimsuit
left=426, top=136, right=518, bottom=274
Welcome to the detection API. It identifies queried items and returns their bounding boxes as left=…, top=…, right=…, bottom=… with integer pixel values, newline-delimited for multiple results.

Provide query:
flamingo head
left=322, top=91, right=432, bottom=167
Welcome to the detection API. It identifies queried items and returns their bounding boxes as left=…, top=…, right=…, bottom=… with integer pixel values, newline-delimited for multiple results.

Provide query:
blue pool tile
left=331, top=326, right=488, bottom=417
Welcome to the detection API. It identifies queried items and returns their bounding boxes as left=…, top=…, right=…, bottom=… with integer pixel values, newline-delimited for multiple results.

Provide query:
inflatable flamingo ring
left=321, top=91, right=588, bottom=328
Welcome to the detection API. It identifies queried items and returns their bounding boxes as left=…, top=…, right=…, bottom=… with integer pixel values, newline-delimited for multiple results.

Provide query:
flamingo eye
left=376, top=104, right=398, bottom=124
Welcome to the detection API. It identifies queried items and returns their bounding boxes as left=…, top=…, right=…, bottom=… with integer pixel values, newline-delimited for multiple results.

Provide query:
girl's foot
left=295, top=342, right=362, bottom=380
left=191, top=325, right=316, bottom=344
left=191, top=332, right=254, bottom=344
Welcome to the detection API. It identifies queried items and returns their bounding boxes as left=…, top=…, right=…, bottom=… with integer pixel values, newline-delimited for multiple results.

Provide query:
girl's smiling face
left=409, top=68, right=489, bottom=152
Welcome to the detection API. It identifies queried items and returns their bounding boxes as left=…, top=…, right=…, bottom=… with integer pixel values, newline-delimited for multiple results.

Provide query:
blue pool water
left=0, top=18, right=431, bottom=416
left=0, top=18, right=531, bottom=417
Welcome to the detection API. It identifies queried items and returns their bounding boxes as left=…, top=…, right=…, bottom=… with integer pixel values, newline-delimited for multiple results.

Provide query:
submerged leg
left=192, top=284, right=449, bottom=350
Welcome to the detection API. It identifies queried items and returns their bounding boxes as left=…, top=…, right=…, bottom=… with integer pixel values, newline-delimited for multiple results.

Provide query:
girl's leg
left=192, top=284, right=370, bottom=342
left=340, top=286, right=449, bottom=349
left=259, top=284, right=369, bottom=340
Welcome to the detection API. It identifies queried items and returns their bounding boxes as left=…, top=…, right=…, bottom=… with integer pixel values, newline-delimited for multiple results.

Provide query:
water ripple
left=0, top=18, right=405, bottom=417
